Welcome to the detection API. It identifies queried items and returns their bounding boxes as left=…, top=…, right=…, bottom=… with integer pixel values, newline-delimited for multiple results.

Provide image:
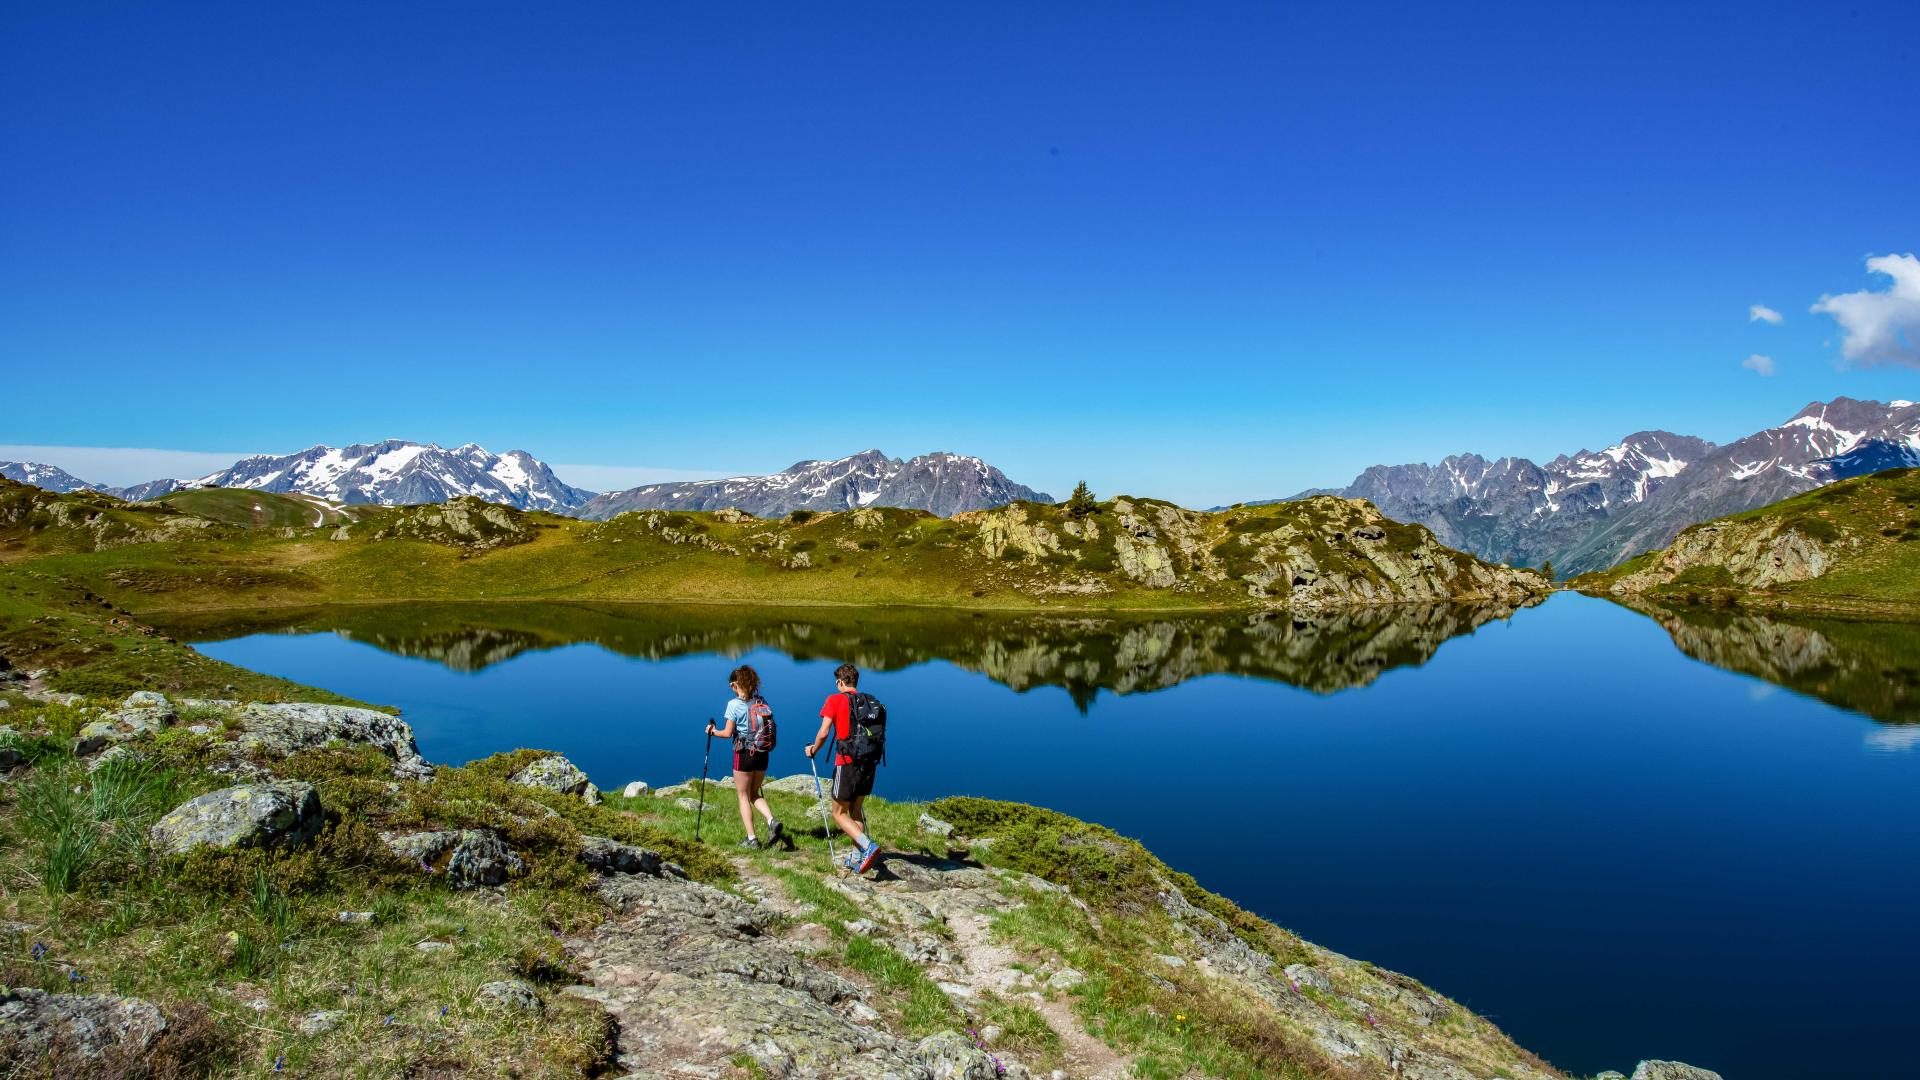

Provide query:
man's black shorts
left=832, top=760, right=876, bottom=802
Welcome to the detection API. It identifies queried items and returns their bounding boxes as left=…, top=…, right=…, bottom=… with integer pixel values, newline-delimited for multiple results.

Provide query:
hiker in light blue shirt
left=706, top=664, right=784, bottom=849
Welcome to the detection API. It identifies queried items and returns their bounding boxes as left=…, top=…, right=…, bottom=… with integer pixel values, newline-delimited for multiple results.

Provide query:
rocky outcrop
left=360, top=496, right=541, bottom=550
left=149, top=780, right=323, bottom=855
left=1631, top=1062, right=1724, bottom=1080
left=1608, top=517, right=1843, bottom=595
left=236, top=701, right=433, bottom=779
left=509, top=753, right=602, bottom=804
left=0, top=988, right=169, bottom=1066
left=381, top=828, right=525, bottom=887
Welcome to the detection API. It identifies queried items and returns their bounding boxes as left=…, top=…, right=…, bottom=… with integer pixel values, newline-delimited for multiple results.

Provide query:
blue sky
left=3, top=1, right=1916, bottom=506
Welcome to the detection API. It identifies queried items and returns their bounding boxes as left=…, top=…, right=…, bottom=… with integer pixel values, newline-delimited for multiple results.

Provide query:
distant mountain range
left=1277, top=397, right=1920, bottom=575
left=184, top=440, right=597, bottom=513
left=0, top=460, right=103, bottom=493
left=576, top=449, right=1051, bottom=520
left=3, top=442, right=1049, bottom=519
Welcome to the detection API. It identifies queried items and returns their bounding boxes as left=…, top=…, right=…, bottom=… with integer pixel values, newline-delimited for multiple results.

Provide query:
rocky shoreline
left=1, top=684, right=1722, bottom=1079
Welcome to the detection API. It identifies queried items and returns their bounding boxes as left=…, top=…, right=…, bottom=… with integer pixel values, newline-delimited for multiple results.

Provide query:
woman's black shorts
left=734, top=749, right=768, bottom=773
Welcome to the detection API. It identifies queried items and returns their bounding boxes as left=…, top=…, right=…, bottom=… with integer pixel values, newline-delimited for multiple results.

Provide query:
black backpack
left=841, top=691, right=887, bottom=764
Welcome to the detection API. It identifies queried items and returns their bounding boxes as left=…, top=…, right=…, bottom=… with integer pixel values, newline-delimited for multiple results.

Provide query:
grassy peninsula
left=1573, top=467, right=1920, bottom=618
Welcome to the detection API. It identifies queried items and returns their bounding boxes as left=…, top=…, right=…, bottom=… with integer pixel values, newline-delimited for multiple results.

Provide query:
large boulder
left=149, top=780, right=322, bottom=855
left=382, top=829, right=524, bottom=887
left=236, top=702, right=433, bottom=780
left=509, top=753, right=601, bottom=804
left=1632, top=1063, right=1724, bottom=1080
left=0, top=988, right=168, bottom=1066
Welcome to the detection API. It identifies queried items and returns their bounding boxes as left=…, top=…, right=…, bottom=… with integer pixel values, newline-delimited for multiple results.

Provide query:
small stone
left=382, top=829, right=525, bottom=887
left=72, top=720, right=122, bottom=756
left=622, top=780, right=650, bottom=798
left=1156, top=953, right=1187, bottom=968
left=477, top=978, right=543, bottom=1014
left=674, top=797, right=703, bottom=811
left=1045, top=966, right=1085, bottom=991
left=337, top=911, right=376, bottom=926
left=844, top=919, right=880, bottom=936
left=1283, top=963, right=1332, bottom=992
left=121, top=690, right=171, bottom=711
left=1596, top=1073, right=1627, bottom=1080
left=847, top=1000, right=882, bottom=1024
left=415, top=940, right=452, bottom=953
left=86, top=743, right=137, bottom=773
left=980, top=1024, right=1003, bottom=1043
left=935, top=981, right=975, bottom=1000
left=917, top=813, right=955, bottom=838
left=298, top=1009, right=345, bottom=1035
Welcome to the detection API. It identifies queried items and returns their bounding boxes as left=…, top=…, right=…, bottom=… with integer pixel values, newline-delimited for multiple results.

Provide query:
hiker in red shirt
left=806, top=662, right=884, bottom=874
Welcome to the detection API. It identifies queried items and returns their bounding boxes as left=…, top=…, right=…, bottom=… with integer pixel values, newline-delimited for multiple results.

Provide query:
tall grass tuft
left=15, top=752, right=182, bottom=897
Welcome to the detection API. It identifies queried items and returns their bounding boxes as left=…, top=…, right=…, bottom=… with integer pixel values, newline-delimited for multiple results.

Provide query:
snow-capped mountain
left=0, top=461, right=107, bottom=493
left=1290, top=398, right=1919, bottom=575
left=1559, top=398, right=1920, bottom=573
left=1313, top=432, right=1716, bottom=572
left=188, top=440, right=596, bottom=512
left=577, top=449, right=1051, bottom=520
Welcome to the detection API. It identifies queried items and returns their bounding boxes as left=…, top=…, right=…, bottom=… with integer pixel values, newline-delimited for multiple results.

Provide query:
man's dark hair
left=834, top=663, right=859, bottom=687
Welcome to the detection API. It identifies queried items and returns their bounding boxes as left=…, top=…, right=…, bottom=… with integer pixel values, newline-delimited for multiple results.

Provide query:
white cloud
left=1810, top=253, right=1920, bottom=368
left=1741, top=354, right=1776, bottom=377
left=550, top=463, right=737, bottom=493
left=0, top=445, right=257, bottom=487
left=1749, top=303, right=1783, bottom=324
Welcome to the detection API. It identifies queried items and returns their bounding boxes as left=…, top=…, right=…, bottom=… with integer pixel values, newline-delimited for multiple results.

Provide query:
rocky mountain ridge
left=1282, top=397, right=1920, bottom=575
left=183, top=440, right=598, bottom=512
left=578, top=449, right=1051, bottom=519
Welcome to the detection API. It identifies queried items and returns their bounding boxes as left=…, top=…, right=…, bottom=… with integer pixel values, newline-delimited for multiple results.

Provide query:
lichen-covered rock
left=0, top=988, right=169, bottom=1066
left=917, top=813, right=955, bottom=838
left=1284, top=963, right=1333, bottom=992
left=298, top=1009, right=345, bottom=1035
left=1632, top=1062, right=1725, bottom=1080
left=72, top=720, right=124, bottom=756
left=509, top=753, right=601, bottom=804
left=622, top=780, right=650, bottom=798
left=477, top=978, right=544, bottom=1014
left=0, top=724, right=22, bottom=769
left=381, top=828, right=524, bottom=887
left=149, top=780, right=322, bottom=855
left=579, top=835, right=663, bottom=876
left=917, top=1030, right=1017, bottom=1080
left=236, top=702, right=433, bottom=780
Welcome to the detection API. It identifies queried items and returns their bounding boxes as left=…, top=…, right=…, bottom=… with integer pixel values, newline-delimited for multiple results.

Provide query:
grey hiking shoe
left=766, top=819, right=785, bottom=847
left=738, top=836, right=761, bottom=850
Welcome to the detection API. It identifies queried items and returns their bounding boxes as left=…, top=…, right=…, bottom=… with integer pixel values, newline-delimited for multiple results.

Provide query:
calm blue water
left=188, top=594, right=1920, bottom=1080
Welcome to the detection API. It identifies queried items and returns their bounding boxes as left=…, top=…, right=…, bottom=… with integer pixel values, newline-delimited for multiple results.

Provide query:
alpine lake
left=160, top=593, right=1920, bottom=1080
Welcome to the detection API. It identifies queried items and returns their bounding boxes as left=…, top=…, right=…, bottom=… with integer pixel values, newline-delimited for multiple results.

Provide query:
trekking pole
left=808, top=747, right=837, bottom=871
left=695, top=724, right=713, bottom=843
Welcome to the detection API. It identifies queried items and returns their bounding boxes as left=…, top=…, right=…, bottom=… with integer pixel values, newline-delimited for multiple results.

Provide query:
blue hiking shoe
left=856, top=840, right=882, bottom=874
left=839, top=851, right=862, bottom=874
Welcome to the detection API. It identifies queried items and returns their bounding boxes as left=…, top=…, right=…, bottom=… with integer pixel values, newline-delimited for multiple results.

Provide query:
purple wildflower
left=273, top=1053, right=286, bottom=1071
left=31, top=942, right=46, bottom=961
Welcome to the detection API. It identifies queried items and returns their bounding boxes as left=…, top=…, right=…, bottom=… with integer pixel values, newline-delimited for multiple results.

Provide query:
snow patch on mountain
left=188, top=440, right=596, bottom=511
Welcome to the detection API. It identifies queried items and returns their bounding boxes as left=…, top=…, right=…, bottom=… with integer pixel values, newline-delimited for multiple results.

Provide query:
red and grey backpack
left=738, top=696, right=776, bottom=754
left=841, top=691, right=887, bottom=765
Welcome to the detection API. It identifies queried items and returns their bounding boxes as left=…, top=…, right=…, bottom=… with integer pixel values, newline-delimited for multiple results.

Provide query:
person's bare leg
left=749, top=772, right=775, bottom=823
left=735, top=780, right=756, bottom=841
left=831, top=799, right=868, bottom=849
left=851, top=795, right=869, bottom=844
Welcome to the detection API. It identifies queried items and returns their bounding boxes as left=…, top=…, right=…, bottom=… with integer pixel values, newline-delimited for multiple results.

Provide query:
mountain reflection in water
left=158, top=600, right=1535, bottom=706
left=1626, top=602, right=1920, bottom=724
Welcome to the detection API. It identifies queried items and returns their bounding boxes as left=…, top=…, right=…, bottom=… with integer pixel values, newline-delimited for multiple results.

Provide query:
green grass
left=158, top=488, right=357, bottom=529
left=842, top=934, right=964, bottom=1037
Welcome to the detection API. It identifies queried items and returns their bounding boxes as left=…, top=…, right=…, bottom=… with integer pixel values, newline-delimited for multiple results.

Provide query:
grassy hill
left=1573, top=467, right=1920, bottom=615
left=157, top=488, right=363, bottom=529
left=1, top=480, right=1548, bottom=620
